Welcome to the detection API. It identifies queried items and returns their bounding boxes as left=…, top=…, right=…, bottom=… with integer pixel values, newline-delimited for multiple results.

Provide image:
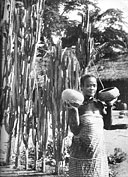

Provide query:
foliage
left=38, top=0, right=128, bottom=67
left=42, top=5, right=68, bottom=40
left=42, top=1, right=128, bottom=59
left=108, top=148, right=127, bottom=165
left=41, top=0, right=99, bottom=40
left=64, top=7, right=128, bottom=59
left=92, top=9, right=128, bottom=59
left=0, top=0, right=46, bottom=170
left=0, top=0, right=81, bottom=172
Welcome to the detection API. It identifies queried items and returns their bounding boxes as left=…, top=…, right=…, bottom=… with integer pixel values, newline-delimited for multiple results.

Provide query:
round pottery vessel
left=98, top=87, right=120, bottom=102
left=62, top=89, right=84, bottom=107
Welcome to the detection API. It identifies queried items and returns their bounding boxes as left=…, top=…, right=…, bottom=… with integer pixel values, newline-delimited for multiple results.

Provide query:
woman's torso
left=70, top=100, right=105, bottom=159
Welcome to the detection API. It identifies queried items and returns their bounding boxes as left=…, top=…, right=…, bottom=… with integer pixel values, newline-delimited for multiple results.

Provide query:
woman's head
left=80, top=74, right=97, bottom=97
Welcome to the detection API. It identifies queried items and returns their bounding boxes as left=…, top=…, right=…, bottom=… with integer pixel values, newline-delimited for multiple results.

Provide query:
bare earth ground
left=0, top=110, right=128, bottom=177
left=104, top=110, right=128, bottom=177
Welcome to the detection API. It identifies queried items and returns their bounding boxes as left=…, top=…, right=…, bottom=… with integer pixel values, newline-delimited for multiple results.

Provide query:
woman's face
left=81, top=77, right=97, bottom=97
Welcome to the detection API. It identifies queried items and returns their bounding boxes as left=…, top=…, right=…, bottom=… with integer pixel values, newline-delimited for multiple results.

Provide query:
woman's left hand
left=105, top=98, right=118, bottom=106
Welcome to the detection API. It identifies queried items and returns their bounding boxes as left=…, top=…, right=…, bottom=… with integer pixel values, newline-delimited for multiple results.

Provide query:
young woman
left=68, top=74, right=113, bottom=177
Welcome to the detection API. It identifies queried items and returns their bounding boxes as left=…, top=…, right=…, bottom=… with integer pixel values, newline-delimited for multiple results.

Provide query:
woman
left=68, top=74, right=113, bottom=177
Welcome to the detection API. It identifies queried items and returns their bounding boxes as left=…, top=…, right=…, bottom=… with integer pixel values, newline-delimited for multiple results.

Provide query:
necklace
left=83, top=97, right=96, bottom=105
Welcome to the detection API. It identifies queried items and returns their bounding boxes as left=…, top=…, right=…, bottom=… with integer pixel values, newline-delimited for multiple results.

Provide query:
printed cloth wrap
left=69, top=113, right=109, bottom=177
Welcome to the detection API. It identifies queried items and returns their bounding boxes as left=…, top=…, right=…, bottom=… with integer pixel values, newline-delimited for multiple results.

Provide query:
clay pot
left=98, top=87, right=120, bottom=102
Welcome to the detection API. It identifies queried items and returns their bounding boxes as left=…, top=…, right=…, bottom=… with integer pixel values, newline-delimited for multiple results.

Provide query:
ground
left=104, top=110, right=128, bottom=177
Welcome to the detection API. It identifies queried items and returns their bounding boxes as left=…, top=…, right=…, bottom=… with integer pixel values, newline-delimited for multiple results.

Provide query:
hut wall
left=97, top=79, right=128, bottom=105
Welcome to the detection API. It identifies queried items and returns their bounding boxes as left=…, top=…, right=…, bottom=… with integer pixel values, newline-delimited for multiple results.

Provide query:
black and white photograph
left=0, top=0, right=128, bottom=176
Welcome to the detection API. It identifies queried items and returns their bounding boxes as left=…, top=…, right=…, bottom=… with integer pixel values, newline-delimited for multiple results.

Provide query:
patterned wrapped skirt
left=69, top=113, right=109, bottom=177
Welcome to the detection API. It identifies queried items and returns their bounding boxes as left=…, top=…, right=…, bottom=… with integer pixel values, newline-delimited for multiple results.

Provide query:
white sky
left=98, top=0, right=128, bottom=18
left=98, top=0, right=128, bottom=14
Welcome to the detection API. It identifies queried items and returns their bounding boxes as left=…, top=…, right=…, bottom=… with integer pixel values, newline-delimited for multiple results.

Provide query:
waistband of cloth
left=70, top=156, right=97, bottom=161
left=80, top=113, right=102, bottom=118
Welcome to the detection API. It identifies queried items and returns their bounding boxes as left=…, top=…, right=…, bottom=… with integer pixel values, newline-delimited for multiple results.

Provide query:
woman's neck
left=84, top=95, right=94, bottom=101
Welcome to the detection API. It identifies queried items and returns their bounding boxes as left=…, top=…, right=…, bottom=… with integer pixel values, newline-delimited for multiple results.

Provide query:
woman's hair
left=80, top=74, right=97, bottom=88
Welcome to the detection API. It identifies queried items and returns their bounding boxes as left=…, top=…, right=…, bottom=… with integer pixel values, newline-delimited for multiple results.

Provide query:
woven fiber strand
left=69, top=113, right=109, bottom=177
left=69, top=157, right=103, bottom=177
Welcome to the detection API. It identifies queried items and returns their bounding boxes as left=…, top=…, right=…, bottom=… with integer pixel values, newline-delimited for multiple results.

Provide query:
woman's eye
left=87, top=84, right=96, bottom=88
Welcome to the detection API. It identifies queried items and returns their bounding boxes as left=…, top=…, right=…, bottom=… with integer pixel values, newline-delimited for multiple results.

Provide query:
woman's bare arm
left=103, top=105, right=112, bottom=130
left=68, top=107, right=80, bottom=135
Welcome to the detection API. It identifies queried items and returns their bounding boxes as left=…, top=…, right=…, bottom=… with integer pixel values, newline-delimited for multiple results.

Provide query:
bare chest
left=79, top=102, right=102, bottom=116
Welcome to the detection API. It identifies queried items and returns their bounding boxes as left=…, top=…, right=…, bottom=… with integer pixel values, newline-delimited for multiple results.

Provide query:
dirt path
left=104, top=110, right=128, bottom=177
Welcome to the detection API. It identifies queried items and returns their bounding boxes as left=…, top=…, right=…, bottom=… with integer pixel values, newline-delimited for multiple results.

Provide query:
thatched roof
left=88, top=55, right=128, bottom=81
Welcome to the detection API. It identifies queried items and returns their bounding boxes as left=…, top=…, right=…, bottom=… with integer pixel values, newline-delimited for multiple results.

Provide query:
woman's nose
left=90, top=85, right=94, bottom=89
